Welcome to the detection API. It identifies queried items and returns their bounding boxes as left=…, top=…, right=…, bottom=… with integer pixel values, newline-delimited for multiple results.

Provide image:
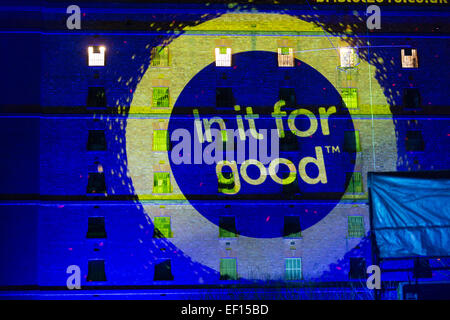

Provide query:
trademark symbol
left=324, top=145, right=340, bottom=154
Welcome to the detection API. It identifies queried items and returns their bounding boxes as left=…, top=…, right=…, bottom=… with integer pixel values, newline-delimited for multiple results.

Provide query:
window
left=219, top=216, right=237, bottom=238
left=282, top=176, right=300, bottom=197
left=87, top=172, right=106, bottom=194
left=280, top=130, right=299, bottom=152
left=153, top=130, right=169, bottom=151
left=349, top=257, right=366, bottom=279
left=279, top=165, right=300, bottom=196
left=151, top=46, right=169, bottom=67
left=86, top=217, right=106, bottom=238
left=403, top=88, right=421, bottom=110
left=217, top=170, right=236, bottom=194
left=87, top=260, right=106, bottom=281
left=343, top=131, right=361, bottom=152
left=154, top=260, right=174, bottom=281
left=279, top=87, right=296, bottom=106
left=87, top=130, right=107, bottom=151
left=285, top=258, right=302, bottom=280
left=341, top=88, right=358, bottom=109
left=284, top=216, right=301, bottom=238
left=215, top=47, right=232, bottom=67
left=401, top=48, right=418, bottom=68
left=346, top=172, right=363, bottom=194
left=152, top=87, right=169, bottom=108
left=406, top=130, right=425, bottom=152
left=221, top=129, right=228, bottom=146
left=153, top=172, right=172, bottom=193
left=220, top=258, right=237, bottom=280
left=348, top=216, right=365, bottom=238
left=153, top=217, right=172, bottom=238
left=216, top=87, right=234, bottom=109
left=413, top=258, right=432, bottom=278
left=340, top=47, right=357, bottom=68
left=278, top=47, right=294, bottom=67
left=87, top=87, right=106, bottom=108
left=88, top=46, right=105, bottom=67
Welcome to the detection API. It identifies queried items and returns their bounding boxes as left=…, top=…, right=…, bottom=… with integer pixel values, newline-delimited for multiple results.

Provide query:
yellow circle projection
left=125, top=13, right=397, bottom=280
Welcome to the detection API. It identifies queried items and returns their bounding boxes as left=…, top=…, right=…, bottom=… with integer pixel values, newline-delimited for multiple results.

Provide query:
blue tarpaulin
left=369, top=172, right=450, bottom=259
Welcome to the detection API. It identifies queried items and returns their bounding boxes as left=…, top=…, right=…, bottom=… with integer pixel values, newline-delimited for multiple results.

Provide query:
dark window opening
left=284, top=216, right=301, bottom=238
left=279, top=167, right=300, bottom=196
left=404, top=48, right=412, bottom=56
left=87, top=130, right=107, bottom=151
left=279, top=88, right=296, bottom=106
left=154, top=260, right=174, bottom=281
left=349, top=257, right=366, bottom=279
left=87, top=260, right=106, bottom=281
left=282, top=176, right=300, bottom=197
left=216, top=87, right=234, bottom=109
left=87, top=172, right=106, bottom=194
left=87, top=87, right=106, bottom=108
left=86, top=217, right=107, bottom=239
left=280, top=130, right=299, bottom=151
left=403, top=88, right=421, bottom=110
left=343, top=131, right=361, bottom=153
left=406, top=130, right=425, bottom=152
left=219, top=216, right=237, bottom=238
left=413, top=258, right=432, bottom=279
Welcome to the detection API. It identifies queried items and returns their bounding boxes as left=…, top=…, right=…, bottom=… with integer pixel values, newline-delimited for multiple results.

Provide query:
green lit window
left=153, top=172, right=172, bottom=193
left=219, top=216, right=237, bottom=238
left=151, top=46, right=169, bottom=67
left=220, top=258, right=237, bottom=280
left=219, top=47, right=228, bottom=54
left=341, top=88, right=358, bottom=109
left=285, top=258, right=302, bottom=280
left=348, top=216, right=365, bottom=238
left=152, top=87, right=169, bottom=108
left=153, top=130, right=169, bottom=151
left=346, top=172, right=363, bottom=194
left=344, top=131, right=361, bottom=152
left=281, top=47, right=291, bottom=55
left=217, top=171, right=236, bottom=194
left=153, top=217, right=172, bottom=238
left=221, top=130, right=228, bottom=143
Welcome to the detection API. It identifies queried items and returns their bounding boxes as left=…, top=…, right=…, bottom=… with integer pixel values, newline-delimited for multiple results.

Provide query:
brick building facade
left=0, top=2, right=448, bottom=290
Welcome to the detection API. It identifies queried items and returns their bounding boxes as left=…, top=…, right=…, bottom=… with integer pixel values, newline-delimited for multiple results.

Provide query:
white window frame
left=278, top=47, right=294, bottom=67
left=401, top=48, right=418, bottom=68
left=215, top=47, right=232, bottom=67
left=285, top=258, right=302, bottom=280
left=339, top=47, right=357, bottom=68
left=88, top=46, right=106, bottom=67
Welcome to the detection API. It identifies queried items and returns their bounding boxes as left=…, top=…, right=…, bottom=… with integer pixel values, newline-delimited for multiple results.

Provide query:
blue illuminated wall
left=0, top=3, right=449, bottom=290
